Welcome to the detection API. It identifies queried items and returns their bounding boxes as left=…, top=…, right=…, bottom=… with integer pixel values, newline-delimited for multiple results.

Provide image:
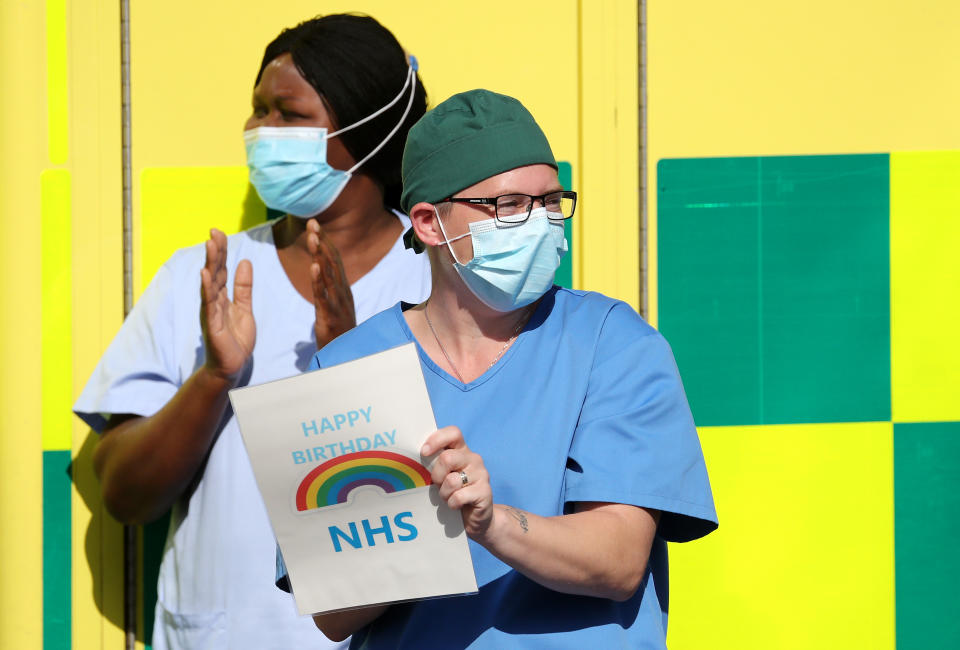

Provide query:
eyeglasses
left=439, top=190, right=577, bottom=224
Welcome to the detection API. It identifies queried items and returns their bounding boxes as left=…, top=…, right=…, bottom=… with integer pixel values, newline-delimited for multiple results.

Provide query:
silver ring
left=458, top=471, right=468, bottom=486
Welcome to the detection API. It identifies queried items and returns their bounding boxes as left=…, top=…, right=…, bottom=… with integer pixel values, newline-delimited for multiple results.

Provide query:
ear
left=409, top=201, right=446, bottom=248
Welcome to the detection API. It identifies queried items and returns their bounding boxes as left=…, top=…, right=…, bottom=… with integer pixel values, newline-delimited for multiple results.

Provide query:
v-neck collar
left=258, top=219, right=315, bottom=311
left=265, top=211, right=408, bottom=306
left=393, top=294, right=551, bottom=392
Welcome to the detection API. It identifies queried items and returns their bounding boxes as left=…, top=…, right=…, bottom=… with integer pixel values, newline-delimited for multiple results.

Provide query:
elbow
left=100, top=476, right=151, bottom=525
left=602, top=561, right=648, bottom=602
left=100, top=474, right=149, bottom=526
left=101, top=472, right=171, bottom=525
left=313, top=616, right=351, bottom=642
left=97, top=458, right=165, bottom=525
left=93, top=430, right=161, bottom=525
left=607, top=582, right=641, bottom=603
left=95, top=459, right=138, bottom=524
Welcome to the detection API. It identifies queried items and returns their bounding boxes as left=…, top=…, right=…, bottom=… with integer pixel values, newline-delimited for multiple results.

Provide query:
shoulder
left=314, top=305, right=411, bottom=368
left=373, top=237, right=430, bottom=284
left=547, top=287, right=659, bottom=341
left=351, top=212, right=431, bottom=321
left=161, top=221, right=276, bottom=276
left=543, top=287, right=676, bottom=382
left=227, top=221, right=277, bottom=262
left=379, top=212, right=430, bottom=273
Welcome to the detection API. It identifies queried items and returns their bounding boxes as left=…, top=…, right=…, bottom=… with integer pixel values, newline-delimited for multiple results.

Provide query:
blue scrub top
left=302, top=287, right=717, bottom=649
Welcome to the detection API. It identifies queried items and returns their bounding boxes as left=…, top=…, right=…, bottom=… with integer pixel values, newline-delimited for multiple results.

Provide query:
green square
left=657, top=157, right=762, bottom=425
left=43, top=450, right=71, bottom=650
left=894, top=422, right=960, bottom=650
left=554, top=161, right=574, bottom=289
left=658, top=155, right=890, bottom=426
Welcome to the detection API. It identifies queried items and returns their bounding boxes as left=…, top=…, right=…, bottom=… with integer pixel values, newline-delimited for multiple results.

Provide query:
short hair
left=256, top=14, right=427, bottom=211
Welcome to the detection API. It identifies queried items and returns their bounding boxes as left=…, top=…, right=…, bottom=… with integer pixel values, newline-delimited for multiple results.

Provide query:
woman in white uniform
left=73, top=14, right=430, bottom=650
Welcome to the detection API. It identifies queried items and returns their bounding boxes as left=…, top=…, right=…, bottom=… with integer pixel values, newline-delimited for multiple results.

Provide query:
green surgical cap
left=400, top=89, right=557, bottom=215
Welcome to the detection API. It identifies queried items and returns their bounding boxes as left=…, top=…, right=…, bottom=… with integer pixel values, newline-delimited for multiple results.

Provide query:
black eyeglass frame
left=438, top=190, right=578, bottom=224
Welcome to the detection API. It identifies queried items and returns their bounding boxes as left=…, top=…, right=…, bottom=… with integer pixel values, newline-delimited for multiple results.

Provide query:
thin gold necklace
left=423, top=302, right=532, bottom=383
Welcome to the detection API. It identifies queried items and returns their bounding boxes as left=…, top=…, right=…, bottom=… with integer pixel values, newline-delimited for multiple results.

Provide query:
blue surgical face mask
left=436, top=206, right=568, bottom=312
left=244, top=58, right=418, bottom=218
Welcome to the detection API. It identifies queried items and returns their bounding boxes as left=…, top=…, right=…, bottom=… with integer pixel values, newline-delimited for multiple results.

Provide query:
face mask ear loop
left=433, top=206, right=470, bottom=266
left=328, top=60, right=414, bottom=139
left=346, top=68, right=416, bottom=174
left=320, top=56, right=417, bottom=173
left=344, top=64, right=417, bottom=174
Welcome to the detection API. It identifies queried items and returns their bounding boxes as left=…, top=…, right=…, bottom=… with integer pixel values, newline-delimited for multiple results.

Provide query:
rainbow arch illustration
left=295, top=450, right=432, bottom=512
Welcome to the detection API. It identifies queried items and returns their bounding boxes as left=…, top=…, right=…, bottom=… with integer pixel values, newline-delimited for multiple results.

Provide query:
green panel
left=43, top=450, right=71, bottom=650
left=658, top=157, right=762, bottom=425
left=760, top=155, right=890, bottom=423
left=555, top=161, right=573, bottom=288
left=894, top=422, right=960, bottom=650
left=658, top=154, right=890, bottom=426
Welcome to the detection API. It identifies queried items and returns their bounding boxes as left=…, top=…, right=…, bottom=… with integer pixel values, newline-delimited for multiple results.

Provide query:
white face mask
left=436, top=207, right=568, bottom=312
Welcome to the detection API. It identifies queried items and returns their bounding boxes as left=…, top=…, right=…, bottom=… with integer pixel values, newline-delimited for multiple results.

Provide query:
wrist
left=473, top=504, right=514, bottom=549
left=199, top=362, right=242, bottom=390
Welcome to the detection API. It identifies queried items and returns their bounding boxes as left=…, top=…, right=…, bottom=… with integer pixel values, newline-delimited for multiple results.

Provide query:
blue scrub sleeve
left=73, top=261, right=182, bottom=432
left=276, top=545, right=291, bottom=592
left=564, top=303, right=718, bottom=542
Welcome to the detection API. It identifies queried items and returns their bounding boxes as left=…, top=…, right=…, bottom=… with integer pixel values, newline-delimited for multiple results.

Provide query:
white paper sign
left=229, top=343, right=477, bottom=615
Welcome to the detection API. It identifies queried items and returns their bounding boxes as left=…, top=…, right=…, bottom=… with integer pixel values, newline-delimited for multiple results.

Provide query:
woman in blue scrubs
left=307, top=89, right=718, bottom=649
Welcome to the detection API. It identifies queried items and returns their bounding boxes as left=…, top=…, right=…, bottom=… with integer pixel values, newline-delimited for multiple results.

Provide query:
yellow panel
left=41, top=170, right=73, bottom=451
left=0, top=0, right=45, bottom=645
left=138, top=167, right=266, bottom=295
left=67, top=0, right=126, bottom=647
left=45, top=0, right=68, bottom=165
left=646, top=0, right=960, bottom=327
left=578, top=0, right=641, bottom=308
left=667, top=422, right=895, bottom=650
left=129, top=1, right=579, bottom=167
left=890, top=151, right=960, bottom=422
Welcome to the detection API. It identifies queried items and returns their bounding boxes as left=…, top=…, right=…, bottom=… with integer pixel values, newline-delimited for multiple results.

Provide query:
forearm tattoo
left=506, top=507, right=529, bottom=533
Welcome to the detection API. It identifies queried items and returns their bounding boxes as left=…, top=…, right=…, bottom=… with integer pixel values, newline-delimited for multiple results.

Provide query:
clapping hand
left=307, top=218, right=357, bottom=348
left=199, top=228, right=255, bottom=382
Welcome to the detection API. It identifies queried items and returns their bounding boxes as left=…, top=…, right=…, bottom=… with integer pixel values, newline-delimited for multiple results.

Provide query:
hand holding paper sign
left=229, top=343, right=477, bottom=618
left=420, top=426, right=662, bottom=602
left=421, top=425, right=494, bottom=539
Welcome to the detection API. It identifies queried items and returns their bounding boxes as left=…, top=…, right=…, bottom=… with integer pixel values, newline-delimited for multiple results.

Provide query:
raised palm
left=199, top=228, right=256, bottom=380
left=307, top=219, right=356, bottom=348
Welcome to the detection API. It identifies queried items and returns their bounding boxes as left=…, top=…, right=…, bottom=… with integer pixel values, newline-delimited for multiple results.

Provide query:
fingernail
left=420, top=444, right=430, bottom=456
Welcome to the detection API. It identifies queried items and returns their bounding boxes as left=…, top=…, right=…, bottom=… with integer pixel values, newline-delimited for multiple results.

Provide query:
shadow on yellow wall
left=71, top=432, right=128, bottom=638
